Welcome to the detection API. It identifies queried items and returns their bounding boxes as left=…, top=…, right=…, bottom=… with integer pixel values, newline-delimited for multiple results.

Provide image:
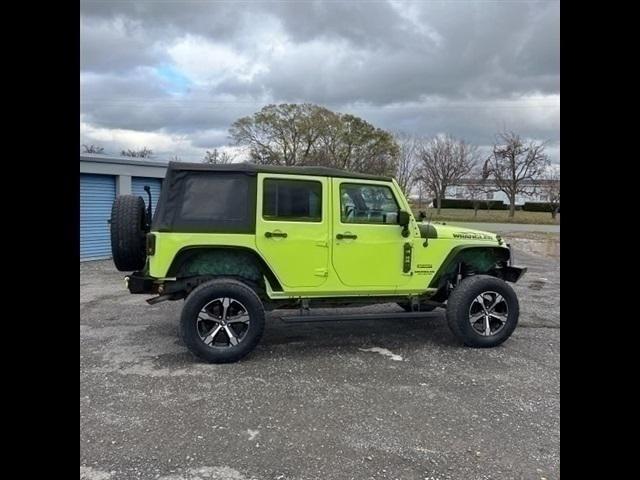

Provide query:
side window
left=263, top=178, right=322, bottom=222
left=340, top=183, right=399, bottom=224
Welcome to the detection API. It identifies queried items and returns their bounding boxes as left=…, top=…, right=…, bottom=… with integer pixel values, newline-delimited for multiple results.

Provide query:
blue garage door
left=132, top=177, right=163, bottom=220
left=81, top=174, right=116, bottom=261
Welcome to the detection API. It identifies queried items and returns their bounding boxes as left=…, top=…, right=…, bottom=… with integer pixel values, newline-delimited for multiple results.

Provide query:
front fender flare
left=428, top=245, right=512, bottom=289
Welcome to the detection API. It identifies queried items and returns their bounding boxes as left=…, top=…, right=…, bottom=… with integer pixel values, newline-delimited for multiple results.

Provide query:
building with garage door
left=80, top=154, right=168, bottom=261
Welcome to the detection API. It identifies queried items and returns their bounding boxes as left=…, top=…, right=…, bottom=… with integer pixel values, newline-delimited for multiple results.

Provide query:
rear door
left=255, top=174, right=330, bottom=288
left=331, top=179, right=410, bottom=288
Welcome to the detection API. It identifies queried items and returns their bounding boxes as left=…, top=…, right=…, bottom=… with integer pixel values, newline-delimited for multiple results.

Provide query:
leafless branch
left=485, top=130, right=550, bottom=217
left=203, top=148, right=235, bottom=165
left=416, top=134, right=479, bottom=213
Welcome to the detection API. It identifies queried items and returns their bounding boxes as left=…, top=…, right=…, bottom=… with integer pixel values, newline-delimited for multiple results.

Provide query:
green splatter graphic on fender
left=444, top=248, right=505, bottom=277
left=177, top=250, right=263, bottom=283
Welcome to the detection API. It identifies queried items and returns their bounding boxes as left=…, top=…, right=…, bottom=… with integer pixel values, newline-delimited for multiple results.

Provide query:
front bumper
left=125, top=271, right=159, bottom=294
left=503, top=243, right=527, bottom=282
left=500, top=265, right=527, bottom=283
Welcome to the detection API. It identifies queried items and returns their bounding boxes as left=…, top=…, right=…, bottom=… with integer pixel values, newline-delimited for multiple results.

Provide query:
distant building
left=80, top=154, right=168, bottom=261
left=408, top=178, right=558, bottom=206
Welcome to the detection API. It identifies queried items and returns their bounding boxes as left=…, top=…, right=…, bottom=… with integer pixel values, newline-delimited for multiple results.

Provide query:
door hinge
left=315, top=240, right=328, bottom=247
left=314, top=268, right=329, bottom=277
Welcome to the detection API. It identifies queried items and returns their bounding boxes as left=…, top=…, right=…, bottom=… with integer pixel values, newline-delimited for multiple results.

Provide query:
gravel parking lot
left=80, top=234, right=559, bottom=480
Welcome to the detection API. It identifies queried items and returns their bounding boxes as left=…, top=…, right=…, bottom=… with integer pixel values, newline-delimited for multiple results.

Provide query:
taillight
left=146, top=233, right=156, bottom=256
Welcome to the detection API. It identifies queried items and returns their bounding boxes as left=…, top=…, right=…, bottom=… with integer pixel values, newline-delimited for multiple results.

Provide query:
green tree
left=229, top=104, right=398, bottom=175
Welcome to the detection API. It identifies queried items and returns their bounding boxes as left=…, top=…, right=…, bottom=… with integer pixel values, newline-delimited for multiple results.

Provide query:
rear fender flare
left=166, top=246, right=283, bottom=292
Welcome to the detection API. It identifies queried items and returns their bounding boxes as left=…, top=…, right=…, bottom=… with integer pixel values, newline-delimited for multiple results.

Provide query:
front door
left=256, top=174, right=330, bottom=288
left=331, top=179, right=409, bottom=288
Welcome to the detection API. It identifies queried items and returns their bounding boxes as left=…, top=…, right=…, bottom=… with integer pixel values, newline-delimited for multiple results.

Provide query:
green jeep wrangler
left=110, top=162, right=526, bottom=363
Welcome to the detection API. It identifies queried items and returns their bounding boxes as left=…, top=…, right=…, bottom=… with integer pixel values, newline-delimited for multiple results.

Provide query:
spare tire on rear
left=110, top=195, right=148, bottom=271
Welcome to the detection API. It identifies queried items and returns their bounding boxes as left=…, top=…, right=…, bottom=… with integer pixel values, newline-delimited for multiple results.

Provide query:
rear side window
left=180, top=175, right=248, bottom=222
left=263, top=179, right=322, bottom=222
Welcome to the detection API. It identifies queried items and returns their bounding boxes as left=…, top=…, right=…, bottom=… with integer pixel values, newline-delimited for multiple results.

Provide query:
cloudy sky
left=80, top=0, right=559, bottom=163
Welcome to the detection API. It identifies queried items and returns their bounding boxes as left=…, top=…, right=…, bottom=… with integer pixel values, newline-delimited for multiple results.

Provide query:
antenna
left=423, top=210, right=433, bottom=247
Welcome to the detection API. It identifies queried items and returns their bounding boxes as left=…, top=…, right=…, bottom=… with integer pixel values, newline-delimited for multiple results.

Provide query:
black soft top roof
left=167, top=161, right=393, bottom=182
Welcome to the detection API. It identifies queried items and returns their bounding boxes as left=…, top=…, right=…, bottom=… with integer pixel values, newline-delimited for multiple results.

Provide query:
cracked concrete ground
left=80, top=233, right=559, bottom=480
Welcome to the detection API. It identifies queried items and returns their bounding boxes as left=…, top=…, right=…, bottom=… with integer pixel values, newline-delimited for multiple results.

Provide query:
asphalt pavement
left=80, top=234, right=559, bottom=480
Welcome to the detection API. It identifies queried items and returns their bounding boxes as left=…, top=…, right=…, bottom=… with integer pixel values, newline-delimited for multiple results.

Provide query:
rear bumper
left=125, top=272, right=159, bottom=294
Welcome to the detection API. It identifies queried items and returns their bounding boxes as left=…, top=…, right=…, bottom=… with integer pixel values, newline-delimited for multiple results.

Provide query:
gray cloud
left=80, top=17, right=167, bottom=73
left=81, top=72, right=257, bottom=132
left=80, top=0, right=559, bottom=162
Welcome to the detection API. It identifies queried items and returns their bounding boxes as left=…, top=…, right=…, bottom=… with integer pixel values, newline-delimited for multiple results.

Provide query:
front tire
left=180, top=279, right=265, bottom=363
left=446, top=275, right=519, bottom=348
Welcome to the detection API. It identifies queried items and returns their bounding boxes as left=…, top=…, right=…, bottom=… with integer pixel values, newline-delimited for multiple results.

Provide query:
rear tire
left=180, top=279, right=265, bottom=364
left=446, top=275, right=519, bottom=348
left=110, top=195, right=148, bottom=271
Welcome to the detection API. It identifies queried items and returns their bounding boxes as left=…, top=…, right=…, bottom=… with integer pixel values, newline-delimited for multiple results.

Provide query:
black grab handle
left=265, top=231, right=288, bottom=238
left=336, top=233, right=358, bottom=240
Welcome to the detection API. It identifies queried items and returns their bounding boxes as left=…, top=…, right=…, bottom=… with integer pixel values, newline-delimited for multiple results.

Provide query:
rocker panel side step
left=277, top=311, right=440, bottom=323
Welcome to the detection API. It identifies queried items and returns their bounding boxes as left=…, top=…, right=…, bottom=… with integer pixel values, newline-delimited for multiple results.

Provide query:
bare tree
left=464, top=167, right=494, bottom=218
left=416, top=182, right=424, bottom=211
left=203, top=148, right=235, bottom=165
left=121, top=147, right=153, bottom=158
left=541, top=168, right=560, bottom=219
left=485, top=131, right=549, bottom=217
left=417, top=134, right=479, bottom=214
left=467, top=184, right=483, bottom=217
left=82, top=144, right=104, bottom=154
left=393, top=132, right=420, bottom=196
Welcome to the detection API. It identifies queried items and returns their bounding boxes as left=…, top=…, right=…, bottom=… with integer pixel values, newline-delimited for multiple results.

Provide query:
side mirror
left=398, top=210, right=411, bottom=238
left=398, top=210, right=411, bottom=227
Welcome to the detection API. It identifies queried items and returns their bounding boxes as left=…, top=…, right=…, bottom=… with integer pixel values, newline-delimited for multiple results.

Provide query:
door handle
left=336, top=233, right=357, bottom=240
left=265, top=231, right=288, bottom=238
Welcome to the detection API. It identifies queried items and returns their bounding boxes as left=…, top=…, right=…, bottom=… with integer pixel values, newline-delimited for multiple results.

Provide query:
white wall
left=443, top=185, right=549, bottom=206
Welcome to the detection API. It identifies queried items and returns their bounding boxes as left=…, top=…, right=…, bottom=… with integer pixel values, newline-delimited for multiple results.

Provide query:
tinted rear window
left=152, top=170, right=256, bottom=233
left=263, top=178, right=322, bottom=222
left=180, top=175, right=248, bottom=222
